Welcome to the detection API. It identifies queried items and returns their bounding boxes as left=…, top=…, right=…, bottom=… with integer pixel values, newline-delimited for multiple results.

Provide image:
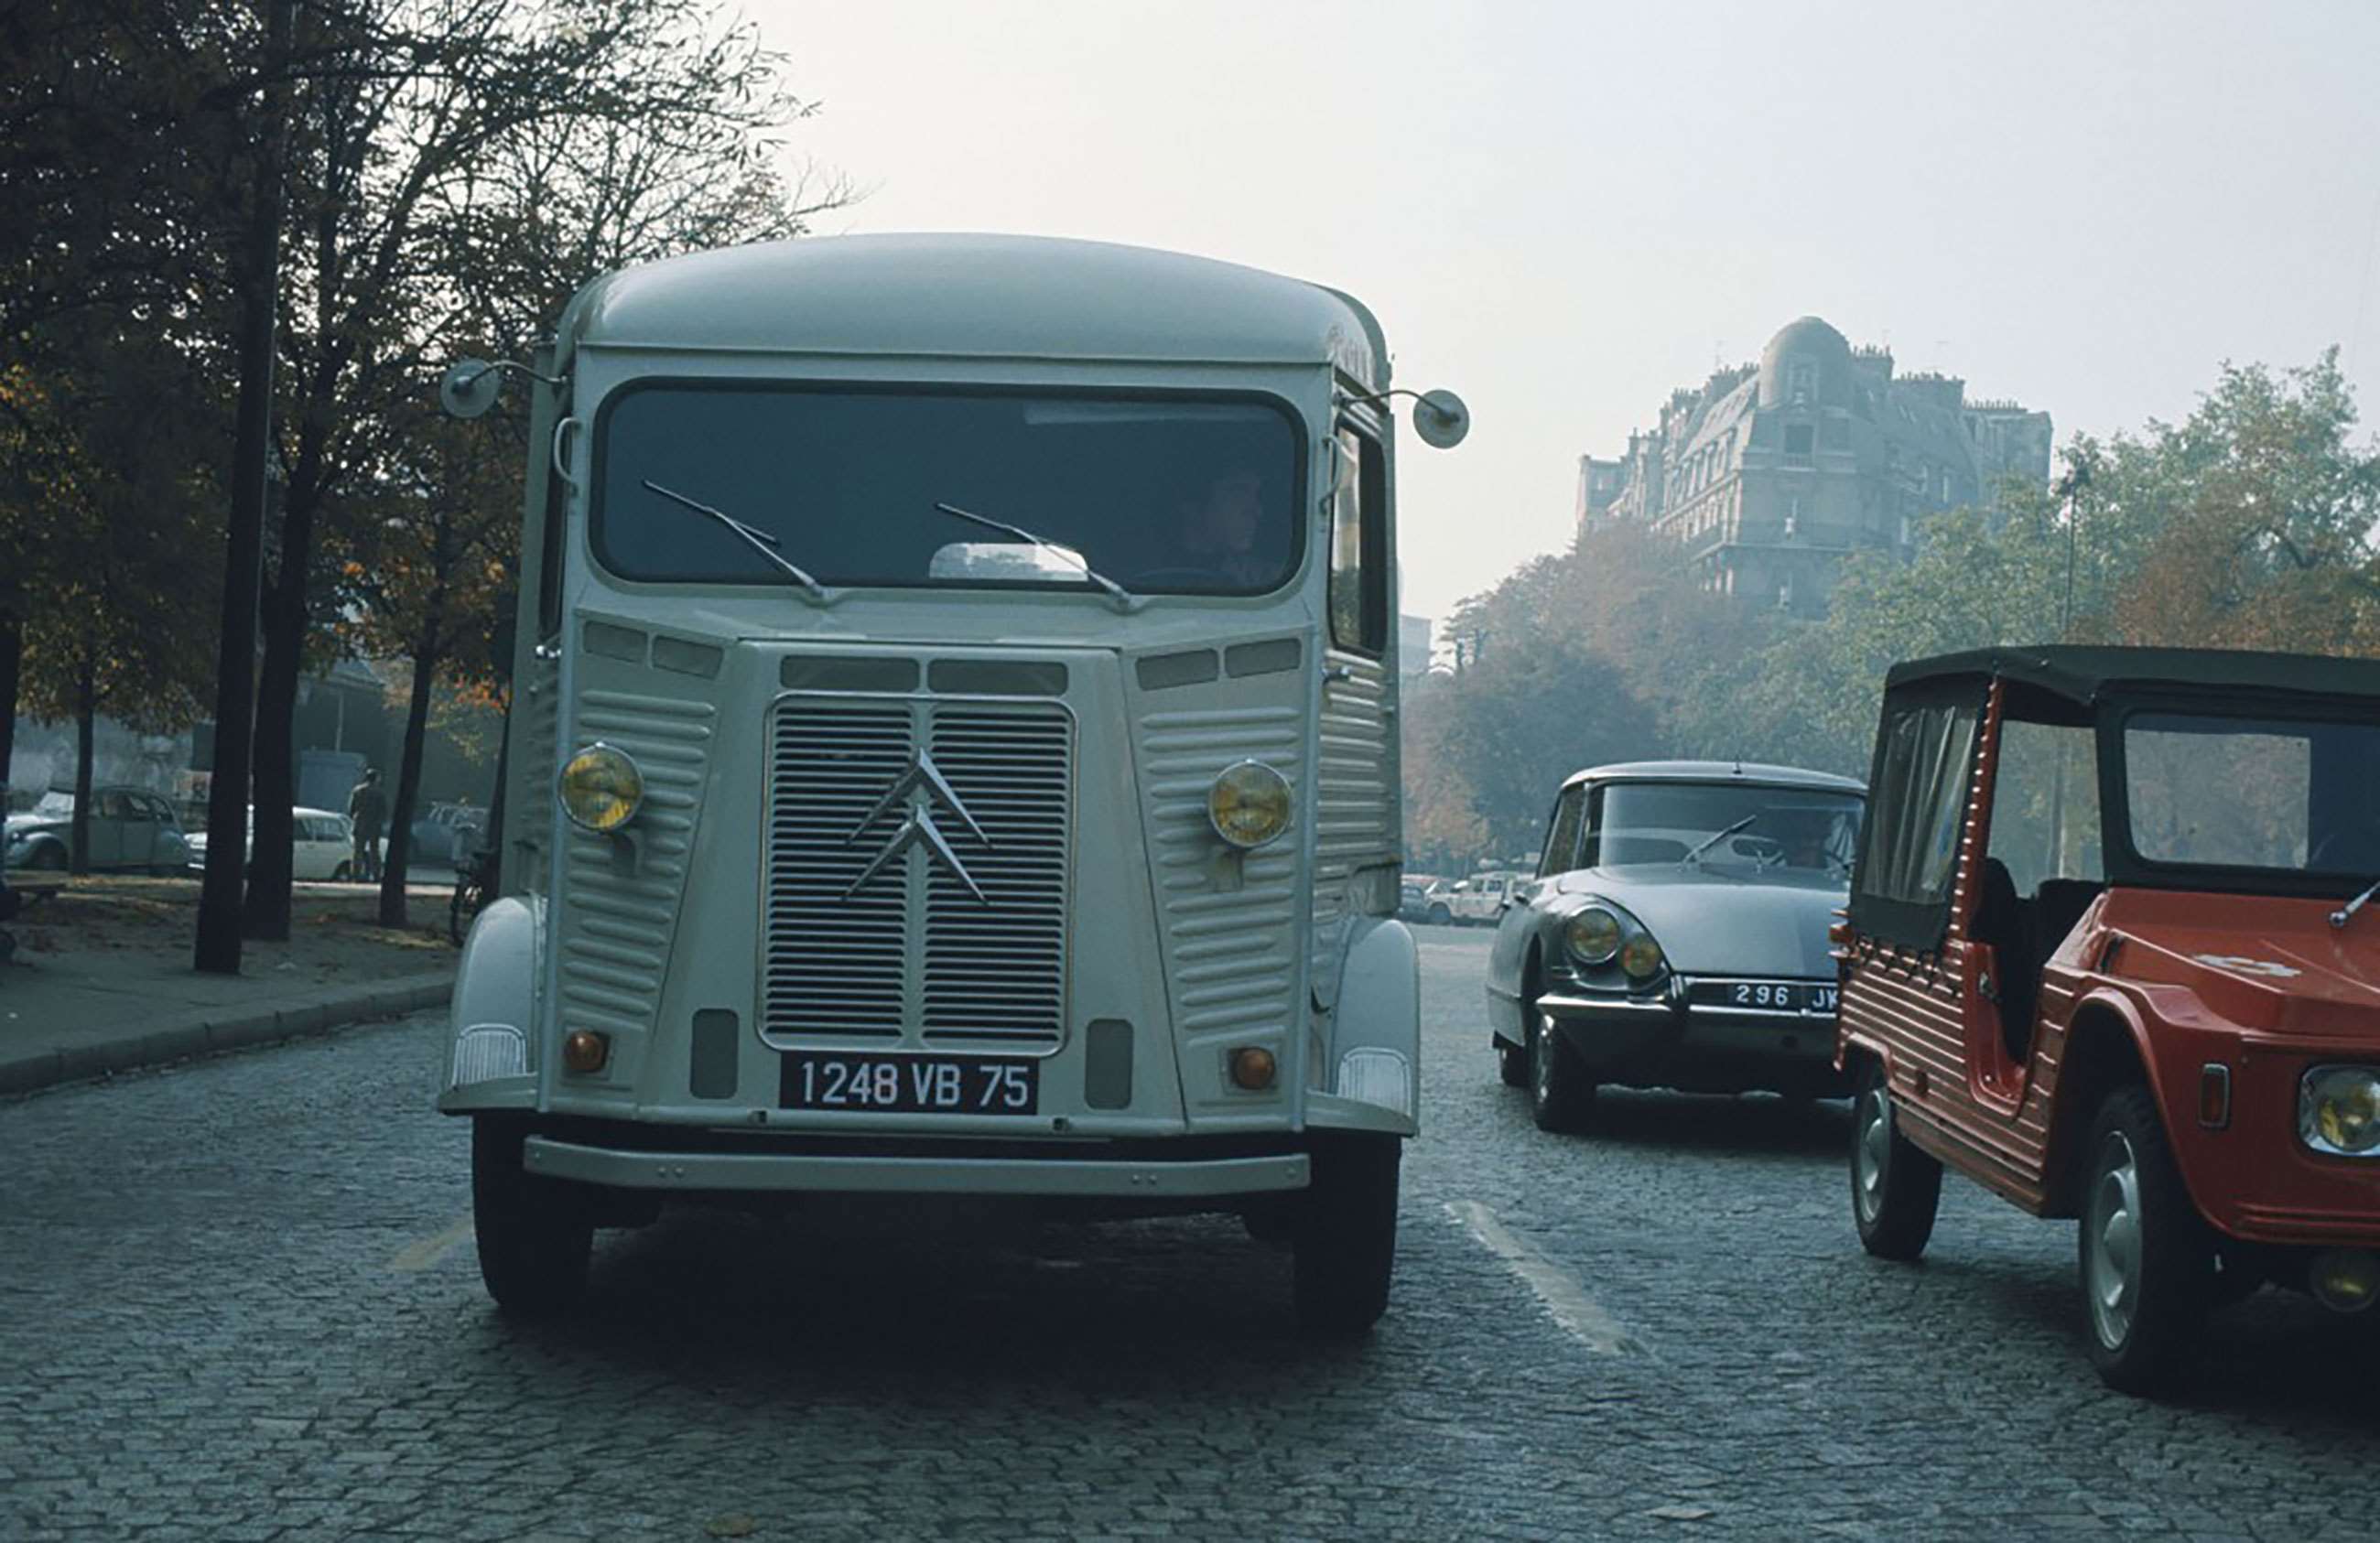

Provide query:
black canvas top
left=1883, top=644, right=2380, bottom=707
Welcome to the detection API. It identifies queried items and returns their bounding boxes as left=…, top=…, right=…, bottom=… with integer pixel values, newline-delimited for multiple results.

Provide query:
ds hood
left=1556, top=865, right=1845, bottom=978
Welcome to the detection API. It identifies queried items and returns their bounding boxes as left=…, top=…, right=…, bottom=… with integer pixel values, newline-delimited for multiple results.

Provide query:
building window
left=1783, top=423, right=1814, bottom=461
left=1789, top=362, right=1816, bottom=404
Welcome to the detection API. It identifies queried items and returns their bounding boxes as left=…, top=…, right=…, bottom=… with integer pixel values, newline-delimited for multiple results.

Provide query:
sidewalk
left=0, top=875, right=457, bottom=1096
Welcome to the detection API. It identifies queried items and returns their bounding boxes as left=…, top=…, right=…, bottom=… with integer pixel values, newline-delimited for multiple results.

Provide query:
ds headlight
left=1620, top=933, right=1666, bottom=980
left=1208, top=760, right=1293, bottom=849
left=557, top=743, right=644, bottom=833
left=1565, top=907, right=1622, bottom=965
left=2300, top=1065, right=2380, bottom=1157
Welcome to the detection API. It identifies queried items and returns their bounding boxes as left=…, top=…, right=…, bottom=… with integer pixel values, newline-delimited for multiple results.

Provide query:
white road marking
left=388, top=1214, right=475, bottom=1272
left=1447, top=1200, right=1645, bottom=1355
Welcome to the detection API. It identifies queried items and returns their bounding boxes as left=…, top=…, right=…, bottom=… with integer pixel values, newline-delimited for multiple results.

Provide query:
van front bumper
left=523, top=1136, right=1311, bottom=1198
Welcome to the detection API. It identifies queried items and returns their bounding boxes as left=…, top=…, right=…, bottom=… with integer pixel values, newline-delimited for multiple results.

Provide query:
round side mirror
left=1413, top=388, right=1470, bottom=449
left=438, top=360, right=503, bottom=420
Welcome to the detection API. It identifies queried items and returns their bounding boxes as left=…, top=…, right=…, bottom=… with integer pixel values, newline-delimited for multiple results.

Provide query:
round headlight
left=1619, top=933, right=1666, bottom=980
left=1565, top=907, right=1622, bottom=965
left=2301, top=1066, right=2380, bottom=1157
left=557, top=743, right=644, bottom=833
left=1208, top=760, right=1293, bottom=849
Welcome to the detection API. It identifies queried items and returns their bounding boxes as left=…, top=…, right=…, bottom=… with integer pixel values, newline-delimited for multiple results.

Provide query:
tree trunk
left=380, top=634, right=438, bottom=928
left=242, top=551, right=308, bottom=941
left=69, top=660, right=95, bottom=877
left=0, top=613, right=19, bottom=795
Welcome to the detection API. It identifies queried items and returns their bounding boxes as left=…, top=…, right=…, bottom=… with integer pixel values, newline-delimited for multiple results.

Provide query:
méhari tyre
left=1851, top=1058, right=1941, bottom=1261
left=471, top=1117, right=593, bottom=1317
left=2078, top=1084, right=2210, bottom=1396
left=1293, top=1133, right=1400, bottom=1337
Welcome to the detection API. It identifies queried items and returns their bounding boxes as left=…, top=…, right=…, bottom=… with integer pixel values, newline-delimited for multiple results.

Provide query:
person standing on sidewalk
left=347, top=769, right=388, bottom=883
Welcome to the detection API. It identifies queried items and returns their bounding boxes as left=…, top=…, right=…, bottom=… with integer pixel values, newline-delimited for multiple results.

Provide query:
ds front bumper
left=1538, top=980, right=1844, bottom=1094
left=524, top=1136, right=1311, bottom=1198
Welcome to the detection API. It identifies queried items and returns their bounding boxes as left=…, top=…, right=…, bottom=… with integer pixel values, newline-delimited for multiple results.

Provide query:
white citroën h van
left=436, top=234, right=1466, bottom=1334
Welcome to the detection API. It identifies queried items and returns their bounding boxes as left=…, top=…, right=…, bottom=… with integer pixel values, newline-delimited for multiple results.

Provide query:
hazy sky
left=754, top=0, right=2380, bottom=623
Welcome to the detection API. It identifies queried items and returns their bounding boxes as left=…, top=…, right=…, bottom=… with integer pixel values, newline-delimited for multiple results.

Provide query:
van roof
left=562, top=233, right=1387, bottom=387
left=1884, top=644, right=2380, bottom=706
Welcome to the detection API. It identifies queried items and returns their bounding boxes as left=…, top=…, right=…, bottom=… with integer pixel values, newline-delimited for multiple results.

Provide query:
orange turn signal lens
left=562, top=1029, right=611, bottom=1074
left=2200, top=1063, right=2232, bottom=1129
left=1228, top=1046, right=1277, bottom=1091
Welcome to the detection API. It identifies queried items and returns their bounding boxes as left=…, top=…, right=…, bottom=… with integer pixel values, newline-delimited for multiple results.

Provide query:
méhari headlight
left=2300, top=1065, right=2380, bottom=1157
left=1207, top=760, right=1293, bottom=849
left=557, top=743, right=644, bottom=833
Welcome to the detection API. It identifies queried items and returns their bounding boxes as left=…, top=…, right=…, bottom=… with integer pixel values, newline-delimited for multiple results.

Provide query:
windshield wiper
left=932, top=501, right=1138, bottom=613
left=2331, top=875, right=2380, bottom=931
left=1682, top=814, right=1761, bottom=867
left=643, top=480, right=833, bottom=604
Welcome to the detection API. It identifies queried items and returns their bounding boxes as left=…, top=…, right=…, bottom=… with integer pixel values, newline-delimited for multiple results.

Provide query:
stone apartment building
left=1576, top=317, right=2051, bottom=617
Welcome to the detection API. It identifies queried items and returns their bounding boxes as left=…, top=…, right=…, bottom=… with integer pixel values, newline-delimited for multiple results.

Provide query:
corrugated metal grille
left=762, top=701, right=912, bottom=1039
left=922, top=706, right=1071, bottom=1044
left=763, top=692, right=1073, bottom=1046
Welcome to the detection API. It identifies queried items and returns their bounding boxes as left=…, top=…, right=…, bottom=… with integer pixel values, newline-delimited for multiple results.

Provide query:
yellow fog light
left=1207, top=760, right=1293, bottom=849
left=561, top=1029, right=611, bottom=1074
left=557, top=742, right=644, bottom=833
left=1228, top=1045, right=1278, bottom=1090
left=1620, top=933, right=1665, bottom=980
left=2311, top=1250, right=2380, bottom=1313
left=1565, top=907, right=1622, bottom=966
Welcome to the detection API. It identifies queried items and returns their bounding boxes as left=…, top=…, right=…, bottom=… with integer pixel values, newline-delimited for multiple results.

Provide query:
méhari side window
left=1328, top=426, right=1388, bottom=655
left=1851, top=694, right=1983, bottom=949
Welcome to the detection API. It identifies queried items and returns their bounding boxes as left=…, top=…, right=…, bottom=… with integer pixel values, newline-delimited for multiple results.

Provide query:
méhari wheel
left=2078, top=1084, right=2210, bottom=1396
left=1527, top=994, right=1595, bottom=1133
left=1850, top=1058, right=1941, bottom=1260
left=1293, top=1133, right=1401, bottom=1337
left=471, top=1117, right=593, bottom=1317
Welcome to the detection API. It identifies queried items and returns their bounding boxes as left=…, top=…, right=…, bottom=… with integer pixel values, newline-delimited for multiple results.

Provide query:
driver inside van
left=1171, top=469, right=1272, bottom=588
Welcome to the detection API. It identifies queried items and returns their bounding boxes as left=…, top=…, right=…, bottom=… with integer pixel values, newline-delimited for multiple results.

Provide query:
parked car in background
left=4, top=787, right=193, bottom=873
left=188, top=806, right=358, bottom=880
left=1837, top=645, right=2380, bottom=1395
left=1398, top=875, right=1445, bottom=923
left=1486, top=761, right=1866, bottom=1131
left=399, top=802, right=489, bottom=869
left=1442, top=870, right=1519, bottom=926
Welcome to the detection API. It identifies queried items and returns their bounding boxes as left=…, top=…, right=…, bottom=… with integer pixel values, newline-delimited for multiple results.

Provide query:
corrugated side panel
left=762, top=700, right=911, bottom=1040
left=923, top=705, right=1071, bottom=1045
left=1844, top=683, right=2054, bottom=1210
left=1137, top=706, right=1304, bottom=1060
left=1314, top=653, right=1396, bottom=898
left=557, top=690, right=715, bottom=1037
left=511, top=652, right=560, bottom=893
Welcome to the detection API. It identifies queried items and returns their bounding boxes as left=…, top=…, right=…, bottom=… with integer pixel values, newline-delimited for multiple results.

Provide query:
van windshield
left=593, top=384, right=1302, bottom=595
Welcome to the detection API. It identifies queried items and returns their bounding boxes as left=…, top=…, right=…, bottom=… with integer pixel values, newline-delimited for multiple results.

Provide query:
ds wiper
left=1682, top=814, right=1760, bottom=867
left=643, top=480, right=832, bottom=604
left=932, top=501, right=1138, bottom=613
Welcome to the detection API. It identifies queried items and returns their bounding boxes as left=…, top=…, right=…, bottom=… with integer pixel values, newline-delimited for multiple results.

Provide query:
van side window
left=1541, top=786, right=1585, bottom=876
left=1328, top=426, right=1388, bottom=655
left=1853, top=697, right=1981, bottom=944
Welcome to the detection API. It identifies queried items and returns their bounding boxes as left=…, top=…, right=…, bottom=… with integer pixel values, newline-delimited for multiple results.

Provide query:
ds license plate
left=1697, top=980, right=1839, bottom=1014
left=779, top=1052, right=1038, bottom=1115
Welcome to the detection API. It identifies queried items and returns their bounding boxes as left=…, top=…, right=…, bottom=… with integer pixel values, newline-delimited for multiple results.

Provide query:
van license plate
left=779, top=1052, right=1039, bottom=1115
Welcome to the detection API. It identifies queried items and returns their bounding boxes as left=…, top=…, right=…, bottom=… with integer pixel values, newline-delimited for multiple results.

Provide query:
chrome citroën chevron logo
left=842, top=748, right=990, bottom=903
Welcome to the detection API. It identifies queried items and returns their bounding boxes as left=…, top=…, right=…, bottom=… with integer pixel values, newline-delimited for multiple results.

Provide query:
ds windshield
left=592, top=384, right=1302, bottom=595
left=1588, top=782, right=1865, bottom=878
left=2122, top=710, right=2380, bottom=876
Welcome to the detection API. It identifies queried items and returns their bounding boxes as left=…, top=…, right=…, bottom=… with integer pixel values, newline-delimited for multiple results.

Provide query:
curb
left=0, top=969, right=454, bottom=1098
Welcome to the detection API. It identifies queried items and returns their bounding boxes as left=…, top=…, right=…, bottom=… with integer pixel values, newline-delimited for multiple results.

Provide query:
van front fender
left=1310, top=916, right=1419, bottom=1138
left=437, top=895, right=542, bottom=1115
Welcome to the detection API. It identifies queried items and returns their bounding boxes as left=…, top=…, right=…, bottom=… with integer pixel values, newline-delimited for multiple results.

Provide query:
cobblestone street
left=4, top=928, right=2374, bottom=1541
